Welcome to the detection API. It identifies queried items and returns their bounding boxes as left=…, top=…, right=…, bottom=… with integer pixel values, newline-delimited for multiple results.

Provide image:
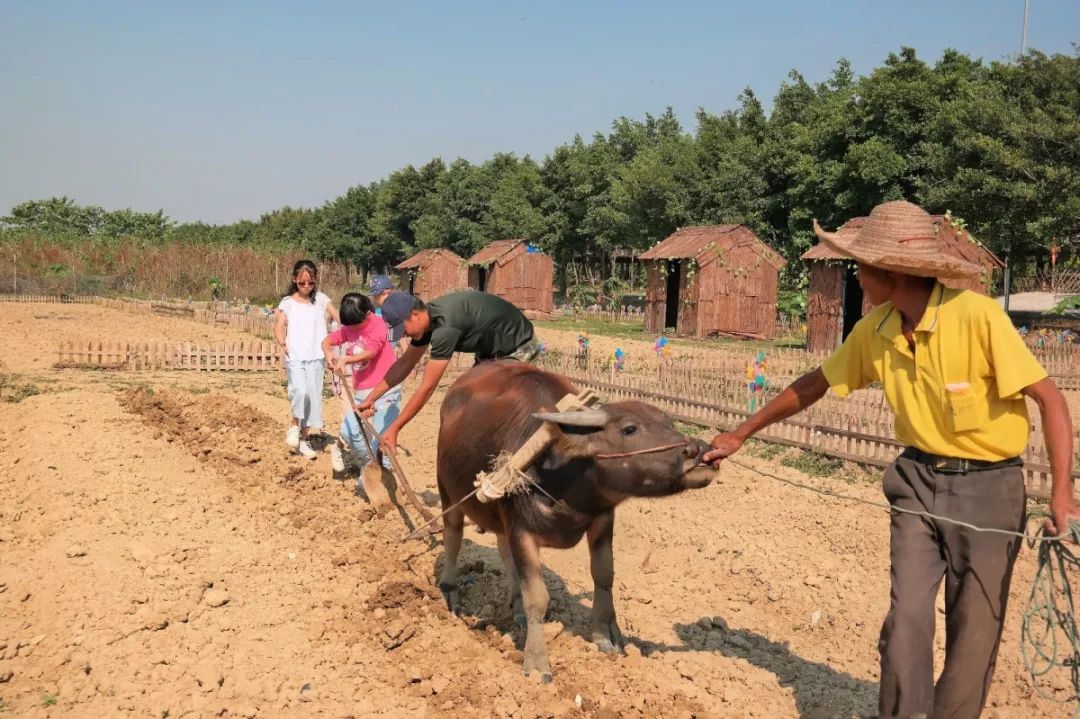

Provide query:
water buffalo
left=436, top=361, right=715, bottom=681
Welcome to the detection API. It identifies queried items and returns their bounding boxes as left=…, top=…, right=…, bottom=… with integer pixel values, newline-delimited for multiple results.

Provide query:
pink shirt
left=325, top=314, right=395, bottom=390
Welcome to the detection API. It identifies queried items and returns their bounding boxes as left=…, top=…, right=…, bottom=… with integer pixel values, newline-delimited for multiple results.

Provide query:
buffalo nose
left=683, top=440, right=706, bottom=460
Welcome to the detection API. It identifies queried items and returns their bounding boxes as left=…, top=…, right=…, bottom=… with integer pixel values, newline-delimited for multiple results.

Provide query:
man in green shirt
left=357, top=290, right=540, bottom=453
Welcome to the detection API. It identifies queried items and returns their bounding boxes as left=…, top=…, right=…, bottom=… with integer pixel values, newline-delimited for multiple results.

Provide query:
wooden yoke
left=475, top=389, right=600, bottom=503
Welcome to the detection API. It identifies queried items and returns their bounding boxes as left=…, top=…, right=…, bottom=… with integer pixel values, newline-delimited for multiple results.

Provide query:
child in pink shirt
left=321, top=293, right=401, bottom=474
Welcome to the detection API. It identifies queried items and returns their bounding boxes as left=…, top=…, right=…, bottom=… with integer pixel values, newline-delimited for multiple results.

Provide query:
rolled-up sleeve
left=820, top=318, right=876, bottom=397
left=986, top=308, right=1047, bottom=398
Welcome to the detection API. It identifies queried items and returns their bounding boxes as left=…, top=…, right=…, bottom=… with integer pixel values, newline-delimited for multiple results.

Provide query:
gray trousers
left=878, top=456, right=1026, bottom=719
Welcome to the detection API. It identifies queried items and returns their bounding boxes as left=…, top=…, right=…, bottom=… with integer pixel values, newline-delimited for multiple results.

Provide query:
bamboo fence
left=558, top=306, right=644, bottom=322
left=0, top=294, right=97, bottom=304
left=56, top=340, right=282, bottom=372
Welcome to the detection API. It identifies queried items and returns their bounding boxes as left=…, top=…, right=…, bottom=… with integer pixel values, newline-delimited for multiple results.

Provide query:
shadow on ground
left=433, top=538, right=877, bottom=718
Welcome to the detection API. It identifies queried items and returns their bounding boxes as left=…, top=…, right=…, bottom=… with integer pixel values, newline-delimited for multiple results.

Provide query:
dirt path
left=0, top=302, right=1073, bottom=717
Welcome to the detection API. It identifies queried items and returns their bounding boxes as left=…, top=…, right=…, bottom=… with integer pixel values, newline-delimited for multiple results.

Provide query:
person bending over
left=357, top=290, right=540, bottom=453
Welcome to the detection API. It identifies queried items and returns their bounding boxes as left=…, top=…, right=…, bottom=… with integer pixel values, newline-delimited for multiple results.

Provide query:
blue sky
left=1, top=0, right=1077, bottom=224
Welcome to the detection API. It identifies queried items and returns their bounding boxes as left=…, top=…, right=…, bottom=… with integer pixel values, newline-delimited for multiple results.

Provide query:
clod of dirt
left=381, top=624, right=416, bottom=651
left=65, top=545, right=88, bottom=558
left=137, top=609, right=169, bottom=631
left=192, top=659, right=224, bottom=693
left=371, top=580, right=437, bottom=611
left=202, top=589, right=230, bottom=608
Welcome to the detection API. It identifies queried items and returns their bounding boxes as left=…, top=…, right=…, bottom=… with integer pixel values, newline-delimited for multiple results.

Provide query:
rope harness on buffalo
left=402, top=390, right=697, bottom=542
left=402, top=390, right=597, bottom=541
left=725, top=454, right=1080, bottom=710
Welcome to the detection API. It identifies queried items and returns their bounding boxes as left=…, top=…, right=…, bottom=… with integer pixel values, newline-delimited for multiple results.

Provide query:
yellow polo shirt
left=820, top=283, right=1047, bottom=461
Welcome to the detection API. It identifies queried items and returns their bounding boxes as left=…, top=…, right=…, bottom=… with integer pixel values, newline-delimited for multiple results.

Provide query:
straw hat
left=812, top=201, right=981, bottom=279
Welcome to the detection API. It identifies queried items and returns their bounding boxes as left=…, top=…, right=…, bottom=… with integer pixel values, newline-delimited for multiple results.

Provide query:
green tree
left=482, top=154, right=546, bottom=244
left=412, top=158, right=489, bottom=256
left=100, top=208, right=174, bottom=242
left=920, top=50, right=1080, bottom=267
left=313, top=183, right=380, bottom=270
left=2, top=196, right=103, bottom=236
left=369, top=158, right=446, bottom=264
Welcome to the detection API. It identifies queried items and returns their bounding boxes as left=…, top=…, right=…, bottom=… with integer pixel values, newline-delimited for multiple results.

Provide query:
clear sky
left=1, top=0, right=1077, bottom=224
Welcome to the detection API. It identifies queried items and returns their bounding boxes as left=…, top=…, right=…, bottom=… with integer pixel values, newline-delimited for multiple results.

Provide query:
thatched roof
left=639, top=225, right=786, bottom=269
left=467, top=239, right=524, bottom=266
left=801, top=216, right=1005, bottom=270
left=394, top=248, right=464, bottom=270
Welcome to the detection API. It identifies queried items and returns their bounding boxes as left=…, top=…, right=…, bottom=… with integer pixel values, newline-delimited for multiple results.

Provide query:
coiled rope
left=1022, top=519, right=1080, bottom=709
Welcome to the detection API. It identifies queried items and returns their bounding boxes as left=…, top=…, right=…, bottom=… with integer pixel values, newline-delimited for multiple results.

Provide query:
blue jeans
left=286, top=359, right=325, bottom=430
left=340, top=386, right=402, bottom=469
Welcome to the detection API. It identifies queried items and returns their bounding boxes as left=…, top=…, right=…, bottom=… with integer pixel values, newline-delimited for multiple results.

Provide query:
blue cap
left=379, top=291, right=415, bottom=330
left=369, top=275, right=395, bottom=295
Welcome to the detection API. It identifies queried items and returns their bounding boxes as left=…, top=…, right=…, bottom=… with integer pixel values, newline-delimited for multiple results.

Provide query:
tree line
left=3, top=47, right=1078, bottom=298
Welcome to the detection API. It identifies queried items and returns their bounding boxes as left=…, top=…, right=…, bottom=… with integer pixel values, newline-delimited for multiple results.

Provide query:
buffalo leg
left=510, top=531, right=552, bottom=682
left=437, top=504, right=465, bottom=616
left=587, top=511, right=624, bottom=653
left=496, top=533, right=524, bottom=628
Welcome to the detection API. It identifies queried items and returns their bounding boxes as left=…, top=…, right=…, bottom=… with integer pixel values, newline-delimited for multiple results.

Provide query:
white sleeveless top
left=277, top=292, right=331, bottom=361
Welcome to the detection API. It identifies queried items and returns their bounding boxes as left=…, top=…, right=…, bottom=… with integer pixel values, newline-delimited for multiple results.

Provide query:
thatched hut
left=803, top=215, right=1005, bottom=353
left=466, top=239, right=554, bottom=313
left=394, top=249, right=467, bottom=301
left=639, top=225, right=787, bottom=339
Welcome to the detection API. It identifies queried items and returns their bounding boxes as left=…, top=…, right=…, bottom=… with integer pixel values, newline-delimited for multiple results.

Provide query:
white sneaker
left=330, top=443, right=345, bottom=473
left=297, top=440, right=317, bottom=460
left=285, top=426, right=300, bottom=449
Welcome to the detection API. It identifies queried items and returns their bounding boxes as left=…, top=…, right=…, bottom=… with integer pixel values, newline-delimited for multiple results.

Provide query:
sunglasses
left=296, top=280, right=316, bottom=287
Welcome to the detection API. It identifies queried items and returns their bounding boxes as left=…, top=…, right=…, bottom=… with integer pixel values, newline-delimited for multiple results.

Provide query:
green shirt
left=413, top=291, right=535, bottom=360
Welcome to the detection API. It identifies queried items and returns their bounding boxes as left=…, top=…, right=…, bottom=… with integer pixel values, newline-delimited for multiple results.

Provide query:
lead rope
left=595, top=441, right=689, bottom=459
left=725, top=455, right=1080, bottom=710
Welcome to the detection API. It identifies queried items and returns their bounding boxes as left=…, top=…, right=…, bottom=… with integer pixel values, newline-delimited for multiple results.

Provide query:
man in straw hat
left=705, top=200, right=1079, bottom=718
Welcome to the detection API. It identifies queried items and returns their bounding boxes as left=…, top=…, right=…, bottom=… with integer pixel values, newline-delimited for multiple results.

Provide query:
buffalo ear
left=532, top=409, right=609, bottom=429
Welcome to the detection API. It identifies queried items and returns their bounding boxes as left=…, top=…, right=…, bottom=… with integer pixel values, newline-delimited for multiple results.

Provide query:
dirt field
left=0, top=302, right=1073, bottom=717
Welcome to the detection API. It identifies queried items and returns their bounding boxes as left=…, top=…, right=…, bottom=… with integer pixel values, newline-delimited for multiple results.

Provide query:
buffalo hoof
left=592, top=620, right=626, bottom=654
left=523, top=667, right=553, bottom=684
left=595, top=638, right=623, bottom=654
left=523, top=643, right=552, bottom=684
left=524, top=670, right=554, bottom=684
left=438, top=583, right=461, bottom=616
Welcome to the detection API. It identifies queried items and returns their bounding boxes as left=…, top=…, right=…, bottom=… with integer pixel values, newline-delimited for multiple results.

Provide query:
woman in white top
left=273, top=260, right=339, bottom=459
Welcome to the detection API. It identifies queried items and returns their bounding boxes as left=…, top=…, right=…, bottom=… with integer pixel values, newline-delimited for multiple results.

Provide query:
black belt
left=901, top=447, right=1022, bottom=474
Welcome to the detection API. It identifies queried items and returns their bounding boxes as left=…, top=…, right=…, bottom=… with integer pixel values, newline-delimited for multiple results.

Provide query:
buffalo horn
left=532, top=409, right=609, bottom=428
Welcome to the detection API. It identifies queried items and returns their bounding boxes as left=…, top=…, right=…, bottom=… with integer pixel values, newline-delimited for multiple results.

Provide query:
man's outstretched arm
left=704, top=368, right=830, bottom=464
